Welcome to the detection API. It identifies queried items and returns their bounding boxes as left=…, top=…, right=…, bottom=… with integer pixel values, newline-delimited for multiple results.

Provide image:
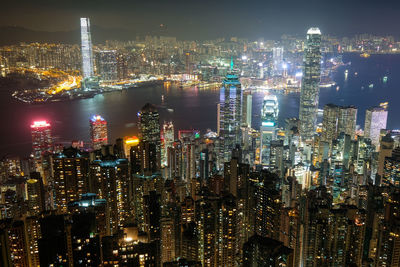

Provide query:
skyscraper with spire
left=299, top=27, right=322, bottom=141
left=219, top=58, right=242, bottom=165
left=80, top=18, right=94, bottom=80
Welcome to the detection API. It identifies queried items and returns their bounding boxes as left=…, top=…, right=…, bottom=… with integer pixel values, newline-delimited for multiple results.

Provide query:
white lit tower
left=260, top=95, right=279, bottom=167
left=299, top=27, right=322, bottom=141
left=364, top=106, right=388, bottom=149
left=219, top=58, right=242, bottom=165
left=272, top=47, right=284, bottom=76
left=162, top=121, right=174, bottom=167
left=80, top=18, right=94, bottom=86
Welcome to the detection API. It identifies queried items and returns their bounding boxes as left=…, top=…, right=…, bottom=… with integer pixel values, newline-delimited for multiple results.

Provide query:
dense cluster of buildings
left=1, top=19, right=400, bottom=88
left=1, top=24, right=400, bottom=267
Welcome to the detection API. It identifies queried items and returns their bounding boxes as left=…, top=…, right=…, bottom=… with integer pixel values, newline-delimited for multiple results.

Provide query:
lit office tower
left=162, top=121, right=174, bottom=167
left=260, top=95, right=278, bottom=167
left=242, top=91, right=252, bottom=128
left=90, top=115, right=108, bottom=150
left=80, top=18, right=94, bottom=79
left=219, top=59, right=242, bottom=163
left=272, top=47, right=284, bottom=76
left=138, top=103, right=161, bottom=169
left=299, top=27, right=322, bottom=141
left=337, top=105, right=357, bottom=138
left=31, top=120, right=52, bottom=160
left=96, top=50, right=118, bottom=82
left=364, top=106, right=388, bottom=149
left=321, top=104, right=357, bottom=143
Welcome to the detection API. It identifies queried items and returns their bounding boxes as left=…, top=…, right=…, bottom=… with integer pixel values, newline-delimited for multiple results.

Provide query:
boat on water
left=360, top=52, right=370, bottom=58
left=320, top=81, right=336, bottom=88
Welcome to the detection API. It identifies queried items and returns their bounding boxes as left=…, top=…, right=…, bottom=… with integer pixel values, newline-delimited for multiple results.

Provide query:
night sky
left=1, top=0, right=400, bottom=39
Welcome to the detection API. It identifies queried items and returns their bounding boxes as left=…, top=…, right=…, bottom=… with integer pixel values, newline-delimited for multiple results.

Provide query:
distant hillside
left=0, top=26, right=150, bottom=45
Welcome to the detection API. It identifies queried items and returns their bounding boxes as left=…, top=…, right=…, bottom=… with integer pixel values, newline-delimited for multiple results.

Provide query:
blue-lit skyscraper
left=260, top=95, right=278, bottom=167
left=219, top=59, right=242, bottom=164
left=299, top=27, right=322, bottom=141
left=80, top=18, right=94, bottom=80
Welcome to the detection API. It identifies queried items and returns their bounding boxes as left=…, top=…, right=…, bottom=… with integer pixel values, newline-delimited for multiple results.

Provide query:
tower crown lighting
left=31, top=121, right=50, bottom=128
left=91, top=115, right=106, bottom=122
left=307, top=27, right=321, bottom=35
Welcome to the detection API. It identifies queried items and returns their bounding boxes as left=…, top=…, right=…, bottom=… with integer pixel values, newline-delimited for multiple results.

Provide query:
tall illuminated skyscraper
left=138, top=103, right=161, bottom=170
left=260, top=95, right=279, bottom=167
left=80, top=18, right=94, bottom=79
left=90, top=115, right=108, bottom=150
left=299, top=27, right=322, bottom=141
left=272, top=47, right=284, bottom=76
left=242, top=91, right=252, bottom=128
left=219, top=59, right=242, bottom=164
left=162, top=121, right=174, bottom=167
left=364, top=106, right=388, bottom=149
left=31, top=120, right=52, bottom=160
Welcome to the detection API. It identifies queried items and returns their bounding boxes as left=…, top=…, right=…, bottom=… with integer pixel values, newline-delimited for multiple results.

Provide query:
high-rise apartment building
left=299, top=27, right=322, bottom=141
left=90, top=154, right=130, bottom=235
left=53, top=147, right=90, bottom=213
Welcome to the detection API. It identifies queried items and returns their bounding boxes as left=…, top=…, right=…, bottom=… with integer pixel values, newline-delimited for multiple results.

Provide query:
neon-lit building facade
left=90, top=115, right=108, bottom=150
left=80, top=18, right=94, bottom=80
left=260, top=95, right=279, bottom=167
left=31, top=120, right=52, bottom=160
left=299, top=27, right=322, bottom=141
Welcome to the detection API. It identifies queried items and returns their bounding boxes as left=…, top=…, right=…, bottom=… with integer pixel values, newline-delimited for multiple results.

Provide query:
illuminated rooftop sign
left=90, top=115, right=106, bottom=123
left=31, top=120, right=50, bottom=128
left=262, top=121, right=275, bottom=127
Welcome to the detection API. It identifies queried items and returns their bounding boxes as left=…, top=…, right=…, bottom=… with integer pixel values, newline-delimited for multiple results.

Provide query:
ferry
left=360, top=52, right=370, bottom=58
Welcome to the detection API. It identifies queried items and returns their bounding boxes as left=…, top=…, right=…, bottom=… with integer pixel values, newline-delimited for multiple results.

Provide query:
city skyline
left=2, top=3, right=400, bottom=265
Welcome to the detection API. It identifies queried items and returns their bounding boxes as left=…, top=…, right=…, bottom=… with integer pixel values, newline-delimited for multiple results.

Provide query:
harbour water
left=1, top=53, right=399, bottom=156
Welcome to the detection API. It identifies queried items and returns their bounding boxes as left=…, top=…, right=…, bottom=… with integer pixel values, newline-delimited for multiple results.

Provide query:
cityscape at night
left=2, top=1, right=400, bottom=266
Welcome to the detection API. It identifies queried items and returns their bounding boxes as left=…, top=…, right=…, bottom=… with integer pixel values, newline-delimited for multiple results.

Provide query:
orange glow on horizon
left=125, top=136, right=139, bottom=145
